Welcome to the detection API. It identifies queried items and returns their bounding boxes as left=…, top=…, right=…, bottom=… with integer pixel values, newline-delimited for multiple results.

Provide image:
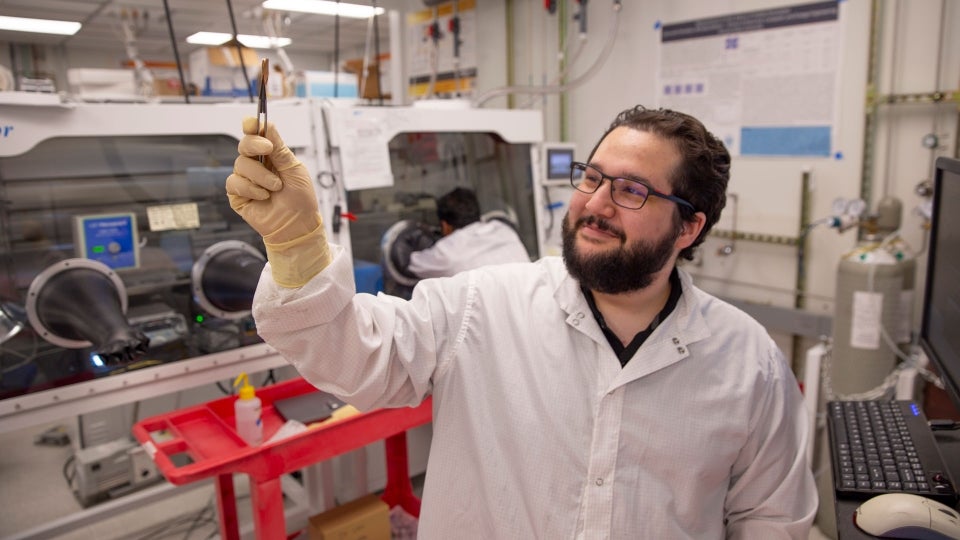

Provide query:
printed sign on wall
left=658, top=1, right=842, bottom=157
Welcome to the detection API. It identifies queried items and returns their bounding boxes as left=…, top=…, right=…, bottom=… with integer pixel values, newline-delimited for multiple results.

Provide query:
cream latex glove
left=227, top=117, right=331, bottom=287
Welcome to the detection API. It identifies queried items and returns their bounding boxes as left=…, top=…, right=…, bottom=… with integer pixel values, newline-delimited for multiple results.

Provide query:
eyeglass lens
left=571, top=163, right=650, bottom=209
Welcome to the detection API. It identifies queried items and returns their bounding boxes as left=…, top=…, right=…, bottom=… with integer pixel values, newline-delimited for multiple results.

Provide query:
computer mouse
left=855, top=493, right=960, bottom=539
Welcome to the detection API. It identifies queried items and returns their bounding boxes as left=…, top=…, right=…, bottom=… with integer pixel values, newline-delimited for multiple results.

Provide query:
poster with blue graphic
left=657, top=1, right=841, bottom=157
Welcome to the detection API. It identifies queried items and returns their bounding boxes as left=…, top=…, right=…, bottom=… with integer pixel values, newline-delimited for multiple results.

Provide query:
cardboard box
left=153, top=77, right=184, bottom=96
left=343, top=56, right=391, bottom=100
left=206, top=46, right=258, bottom=68
left=308, top=494, right=391, bottom=540
left=188, top=46, right=260, bottom=97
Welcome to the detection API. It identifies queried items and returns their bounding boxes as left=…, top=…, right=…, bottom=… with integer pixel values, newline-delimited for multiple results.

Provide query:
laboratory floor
left=0, top=420, right=833, bottom=539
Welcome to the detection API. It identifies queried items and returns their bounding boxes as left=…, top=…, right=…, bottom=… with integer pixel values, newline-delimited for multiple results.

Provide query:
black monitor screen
left=920, top=156, right=960, bottom=413
left=547, top=147, right=575, bottom=180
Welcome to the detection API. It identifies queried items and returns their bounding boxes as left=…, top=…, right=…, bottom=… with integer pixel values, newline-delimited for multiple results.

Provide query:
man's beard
left=561, top=212, right=678, bottom=294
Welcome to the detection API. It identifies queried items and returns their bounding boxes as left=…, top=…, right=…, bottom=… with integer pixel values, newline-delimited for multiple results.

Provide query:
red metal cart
left=132, top=377, right=432, bottom=540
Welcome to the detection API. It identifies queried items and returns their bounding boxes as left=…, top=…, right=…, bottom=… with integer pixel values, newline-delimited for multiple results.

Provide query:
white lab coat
left=253, top=246, right=818, bottom=539
left=407, top=219, right=530, bottom=278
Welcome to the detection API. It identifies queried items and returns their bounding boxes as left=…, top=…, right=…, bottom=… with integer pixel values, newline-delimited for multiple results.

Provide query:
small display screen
left=547, top=147, right=575, bottom=179
left=75, top=213, right=139, bottom=270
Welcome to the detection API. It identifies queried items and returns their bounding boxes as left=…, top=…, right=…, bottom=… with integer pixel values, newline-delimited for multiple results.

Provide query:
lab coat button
left=595, top=478, right=604, bottom=486
left=572, top=319, right=580, bottom=326
left=672, top=337, right=680, bottom=344
left=677, top=347, right=686, bottom=354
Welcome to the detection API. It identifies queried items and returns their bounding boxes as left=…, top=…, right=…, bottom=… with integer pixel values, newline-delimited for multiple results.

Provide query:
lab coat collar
left=614, top=268, right=713, bottom=387
left=551, top=260, right=712, bottom=388
left=550, top=258, right=608, bottom=347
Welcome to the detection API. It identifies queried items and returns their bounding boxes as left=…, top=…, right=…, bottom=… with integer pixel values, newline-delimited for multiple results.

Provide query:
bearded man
left=226, top=105, right=817, bottom=539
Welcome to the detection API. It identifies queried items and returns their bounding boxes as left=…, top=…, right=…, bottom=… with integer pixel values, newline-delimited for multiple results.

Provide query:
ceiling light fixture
left=186, top=32, right=292, bottom=49
left=262, top=0, right=385, bottom=19
left=0, top=15, right=81, bottom=36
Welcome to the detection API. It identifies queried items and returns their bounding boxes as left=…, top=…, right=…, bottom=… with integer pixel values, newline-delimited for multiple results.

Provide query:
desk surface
left=133, top=377, right=432, bottom=485
left=835, top=430, right=960, bottom=539
left=133, top=377, right=433, bottom=540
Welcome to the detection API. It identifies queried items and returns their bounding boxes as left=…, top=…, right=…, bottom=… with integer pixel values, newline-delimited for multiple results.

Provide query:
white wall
left=498, top=0, right=959, bottom=336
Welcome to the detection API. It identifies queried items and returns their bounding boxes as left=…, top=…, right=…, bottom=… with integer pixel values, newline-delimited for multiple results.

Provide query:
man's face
left=562, top=127, right=685, bottom=293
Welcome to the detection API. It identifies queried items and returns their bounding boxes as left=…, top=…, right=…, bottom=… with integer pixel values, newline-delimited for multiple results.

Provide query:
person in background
left=406, top=187, right=530, bottom=279
left=226, top=104, right=817, bottom=538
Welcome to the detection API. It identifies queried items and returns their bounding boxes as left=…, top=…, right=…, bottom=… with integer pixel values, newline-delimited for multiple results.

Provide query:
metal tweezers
left=257, top=58, right=269, bottom=166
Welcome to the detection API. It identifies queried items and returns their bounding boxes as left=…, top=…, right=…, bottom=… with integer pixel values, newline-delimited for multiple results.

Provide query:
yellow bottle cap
left=233, top=372, right=256, bottom=400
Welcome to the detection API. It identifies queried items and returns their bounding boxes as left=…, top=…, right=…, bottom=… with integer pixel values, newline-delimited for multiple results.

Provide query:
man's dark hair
left=587, top=105, right=730, bottom=261
left=437, top=187, right=482, bottom=230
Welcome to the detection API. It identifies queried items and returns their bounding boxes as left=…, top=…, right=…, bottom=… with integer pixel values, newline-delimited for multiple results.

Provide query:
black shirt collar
left=581, top=268, right=683, bottom=367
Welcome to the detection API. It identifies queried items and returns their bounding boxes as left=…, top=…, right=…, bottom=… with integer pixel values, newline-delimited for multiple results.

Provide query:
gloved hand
left=390, top=222, right=439, bottom=281
left=227, top=117, right=331, bottom=287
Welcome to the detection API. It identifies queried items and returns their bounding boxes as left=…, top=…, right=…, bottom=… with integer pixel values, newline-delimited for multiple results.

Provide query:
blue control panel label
left=77, top=214, right=138, bottom=269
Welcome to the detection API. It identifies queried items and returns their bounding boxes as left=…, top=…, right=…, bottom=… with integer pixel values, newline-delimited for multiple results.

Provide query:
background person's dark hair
left=437, top=187, right=482, bottom=230
left=586, top=105, right=731, bottom=261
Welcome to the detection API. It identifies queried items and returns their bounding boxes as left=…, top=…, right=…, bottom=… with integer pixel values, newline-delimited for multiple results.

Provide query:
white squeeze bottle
left=233, top=372, right=262, bottom=446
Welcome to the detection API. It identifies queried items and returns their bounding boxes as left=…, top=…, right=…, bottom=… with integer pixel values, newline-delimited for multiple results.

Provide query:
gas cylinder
left=831, top=243, right=900, bottom=395
left=830, top=236, right=915, bottom=396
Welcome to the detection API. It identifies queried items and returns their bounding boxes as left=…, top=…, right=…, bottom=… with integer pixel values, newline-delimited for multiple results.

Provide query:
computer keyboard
left=827, top=400, right=959, bottom=505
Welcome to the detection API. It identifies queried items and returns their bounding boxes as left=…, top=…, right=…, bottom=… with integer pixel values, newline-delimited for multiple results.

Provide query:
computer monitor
left=919, top=156, right=960, bottom=413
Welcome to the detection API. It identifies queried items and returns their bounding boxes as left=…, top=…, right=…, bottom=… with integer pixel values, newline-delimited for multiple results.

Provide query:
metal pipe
left=472, top=1, right=622, bottom=108
left=791, top=168, right=814, bottom=367
left=716, top=193, right=738, bottom=256
left=869, top=90, right=960, bottom=106
left=559, top=0, right=568, bottom=138
left=796, top=169, right=813, bottom=310
left=506, top=0, right=515, bottom=109
left=708, top=229, right=799, bottom=247
left=859, top=0, right=884, bottom=211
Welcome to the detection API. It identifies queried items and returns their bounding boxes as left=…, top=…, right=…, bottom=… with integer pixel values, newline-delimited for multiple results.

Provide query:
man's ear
left=676, top=212, right=707, bottom=250
left=440, top=220, right=454, bottom=236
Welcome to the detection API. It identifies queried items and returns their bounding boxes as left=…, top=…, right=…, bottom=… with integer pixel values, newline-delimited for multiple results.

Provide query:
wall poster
left=657, top=1, right=842, bottom=157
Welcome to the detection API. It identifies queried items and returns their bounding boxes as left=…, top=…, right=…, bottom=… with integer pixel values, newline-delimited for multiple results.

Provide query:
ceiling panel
left=0, top=0, right=402, bottom=60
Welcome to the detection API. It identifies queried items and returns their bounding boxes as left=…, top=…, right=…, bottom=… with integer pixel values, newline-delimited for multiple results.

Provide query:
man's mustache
left=577, top=215, right=626, bottom=242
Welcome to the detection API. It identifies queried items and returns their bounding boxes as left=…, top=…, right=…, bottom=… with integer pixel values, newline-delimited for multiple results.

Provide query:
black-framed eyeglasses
left=570, top=161, right=696, bottom=212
